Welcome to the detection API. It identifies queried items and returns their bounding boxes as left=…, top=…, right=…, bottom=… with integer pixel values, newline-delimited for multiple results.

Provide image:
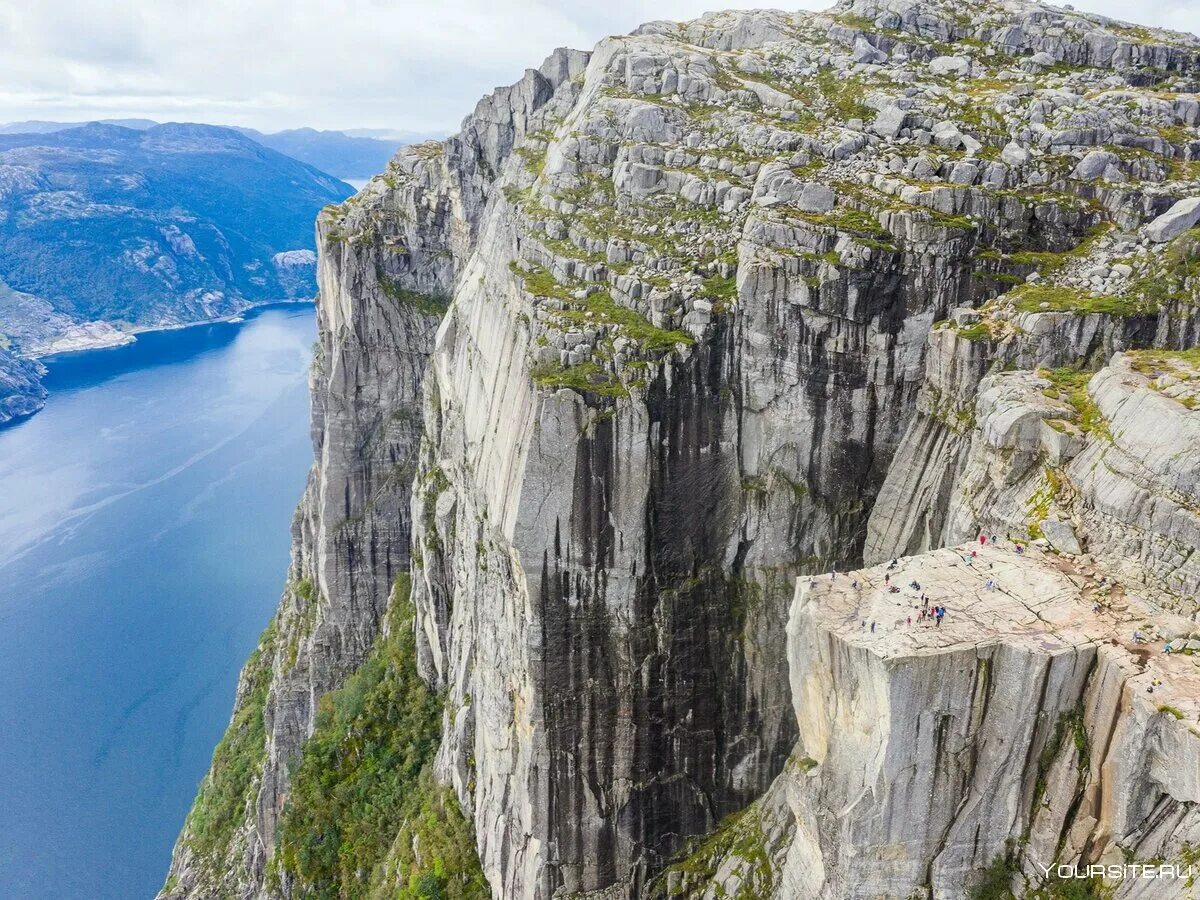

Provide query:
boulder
left=752, top=164, right=835, bottom=212
left=871, top=105, right=907, bottom=139
left=1042, top=519, right=1083, bottom=555
left=1000, top=141, right=1030, bottom=166
left=1146, top=197, right=1200, bottom=243
left=852, top=36, right=887, bottom=65
left=929, top=55, right=970, bottom=77
left=1072, top=150, right=1121, bottom=181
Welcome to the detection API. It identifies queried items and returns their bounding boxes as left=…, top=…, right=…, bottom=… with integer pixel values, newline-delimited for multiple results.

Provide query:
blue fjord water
left=0, top=305, right=316, bottom=899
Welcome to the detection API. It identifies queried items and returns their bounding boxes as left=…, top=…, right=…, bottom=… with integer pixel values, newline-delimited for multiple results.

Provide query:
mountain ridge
left=0, top=119, right=432, bottom=179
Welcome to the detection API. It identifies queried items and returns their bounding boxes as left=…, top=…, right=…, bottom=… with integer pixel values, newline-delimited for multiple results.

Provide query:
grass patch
left=955, top=321, right=994, bottom=342
left=376, top=272, right=451, bottom=317
left=1128, top=346, right=1200, bottom=380
left=511, top=262, right=692, bottom=354
left=1039, top=367, right=1112, bottom=441
left=970, top=853, right=1017, bottom=900
left=648, top=805, right=776, bottom=900
left=792, top=205, right=891, bottom=239
left=699, top=273, right=737, bottom=310
left=530, top=359, right=628, bottom=398
left=272, top=576, right=484, bottom=899
left=1129, top=228, right=1200, bottom=309
left=1013, top=284, right=1143, bottom=317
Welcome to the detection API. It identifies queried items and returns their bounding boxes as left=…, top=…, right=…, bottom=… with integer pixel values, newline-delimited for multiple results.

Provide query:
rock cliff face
left=0, top=344, right=45, bottom=425
left=165, top=0, right=1200, bottom=898
left=659, top=544, right=1200, bottom=899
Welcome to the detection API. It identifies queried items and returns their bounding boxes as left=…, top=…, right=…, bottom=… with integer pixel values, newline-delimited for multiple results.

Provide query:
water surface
left=0, top=305, right=315, bottom=899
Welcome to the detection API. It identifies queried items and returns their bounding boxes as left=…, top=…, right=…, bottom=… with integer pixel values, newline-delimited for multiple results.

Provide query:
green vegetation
left=828, top=179, right=976, bottom=235
left=1029, top=704, right=1090, bottom=834
left=814, top=71, right=874, bottom=122
left=955, top=320, right=995, bottom=342
left=376, top=273, right=451, bottom=317
left=367, top=772, right=490, bottom=900
left=421, top=467, right=451, bottom=555
left=284, top=576, right=321, bottom=670
left=972, top=843, right=1113, bottom=899
left=567, top=289, right=693, bottom=352
left=1159, top=704, right=1185, bottom=720
left=1039, top=367, right=1112, bottom=441
left=1024, top=467, right=1064, bottom=541
left=794, top=755, right=818, bottom=773
left=649, top=805, right=776, bottom=899
left=410, top=142, right=443, bottom=160
left=1129, top=228, right=1200, bottom=309
left=182, top=620, right=277, bottom=868
left=792, top=205, right=891, bottom=238
left=509, top=261, right=691, bottom=369
left=1012, top=284, right=1143, bottom=317
left=1027, top=876, right=1114, bottom=899
left=1128, top=345, right=1200, bottom=408
left=698, top=273, right=737, bottom=311
left=515, top=143, right=548, bottom=178
left=273, top=576, right=485, bottom=900
left=530, top=359, right=629, bottom=398
left=970, top=853, right=1017, bottom=900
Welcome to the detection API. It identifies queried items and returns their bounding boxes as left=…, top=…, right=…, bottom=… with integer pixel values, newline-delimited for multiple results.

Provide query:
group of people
left=852, top=532, right=1044, bottom=638
left=924, top=604, right=947, bottom=626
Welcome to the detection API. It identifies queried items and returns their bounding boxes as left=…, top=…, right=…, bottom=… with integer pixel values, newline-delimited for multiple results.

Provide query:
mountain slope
left=0, top=122, right=350, bottom=325
left=0, top=344, right=45, bottom=424
left=0, top=122, right=354, bottom=424
left=164, top=0, right=1200, bottom=897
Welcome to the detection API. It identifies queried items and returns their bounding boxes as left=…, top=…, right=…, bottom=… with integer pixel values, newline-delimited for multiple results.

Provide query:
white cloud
left=0, top=0, right=1191, bottom=133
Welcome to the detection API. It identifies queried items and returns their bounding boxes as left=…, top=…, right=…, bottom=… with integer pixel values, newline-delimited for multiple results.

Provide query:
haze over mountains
left=0, top=121, right=355, bottom=423
left=0, top=119, right=441, bottom=180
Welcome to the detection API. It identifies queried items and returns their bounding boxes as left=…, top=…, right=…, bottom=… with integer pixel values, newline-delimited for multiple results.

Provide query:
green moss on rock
left=1012, top=284, right=1144, bottom=317
left=376, top=272, right=451, bottom=317
left=649, top=804, right=779, bottom=899
left=272, top=576, right=485, bottom=899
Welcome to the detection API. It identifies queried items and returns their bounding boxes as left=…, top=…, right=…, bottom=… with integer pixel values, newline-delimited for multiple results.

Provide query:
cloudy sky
left=0, top=0, right=1193, bottom=135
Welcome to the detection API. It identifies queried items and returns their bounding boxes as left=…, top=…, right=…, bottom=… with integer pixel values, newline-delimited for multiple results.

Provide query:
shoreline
left=1, top=299, right=316, bottom=431
left=35, top=298, right=315, bottom=362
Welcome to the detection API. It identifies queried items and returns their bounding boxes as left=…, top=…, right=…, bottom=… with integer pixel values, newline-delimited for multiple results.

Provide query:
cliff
left=657, top=543, right=1200, bottom=899
left=163, top=0, right=1200, bottom=897
left=0, top=343, right=45, bottom=425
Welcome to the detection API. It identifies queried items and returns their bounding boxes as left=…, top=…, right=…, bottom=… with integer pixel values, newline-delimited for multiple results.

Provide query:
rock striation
left=164, top=0, right=1200, bottom=898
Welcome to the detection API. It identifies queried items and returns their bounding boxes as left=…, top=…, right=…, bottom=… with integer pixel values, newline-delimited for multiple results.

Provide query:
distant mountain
left=0, top=118, right=158, bottom=134
left=0, top=121, right=353, bottom=424
left=0, top=119, right=429, bottom=180
left=342, top=127, right=445, bottom=143
left=234, top=127, right=405, bottom=179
